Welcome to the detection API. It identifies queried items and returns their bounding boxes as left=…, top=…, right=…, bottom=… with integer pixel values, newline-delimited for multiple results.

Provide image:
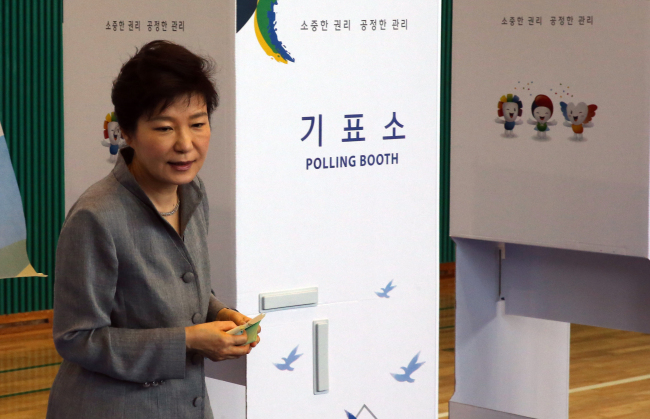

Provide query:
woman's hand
left=216, top=308, right=261, bottom=348
left=185, top=321, right=251, bottom=362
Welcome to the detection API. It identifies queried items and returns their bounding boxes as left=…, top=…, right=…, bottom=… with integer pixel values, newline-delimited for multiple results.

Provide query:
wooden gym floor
left=2, top=276, right=650, bottom=418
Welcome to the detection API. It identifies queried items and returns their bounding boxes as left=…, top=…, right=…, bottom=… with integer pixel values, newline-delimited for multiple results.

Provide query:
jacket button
left=143, top=382, right=151, bottom=388
left=152, top=381, right=159, bottom=386
left=182, top=272, right=195, bottom=283
left=192, top=353, right=203, bottom=365
left=192, top=313, right=203, bottom=324
left=193, top=396, right=203, bottom=407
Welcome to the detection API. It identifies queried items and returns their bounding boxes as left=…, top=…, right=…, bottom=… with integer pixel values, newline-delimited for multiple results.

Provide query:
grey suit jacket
left=47, top=148, right=227, bottom=419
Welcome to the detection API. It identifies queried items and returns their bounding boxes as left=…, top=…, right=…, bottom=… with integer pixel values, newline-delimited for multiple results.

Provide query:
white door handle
left=313, top=319, right=329, bottom=394
left=259, top=287, right=318, bottom=311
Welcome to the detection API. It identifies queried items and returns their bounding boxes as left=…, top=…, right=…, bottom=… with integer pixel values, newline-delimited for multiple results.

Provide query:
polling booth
left=450, top=1, right=650, bottom=418
left=63, top=1, right=441, bottom=418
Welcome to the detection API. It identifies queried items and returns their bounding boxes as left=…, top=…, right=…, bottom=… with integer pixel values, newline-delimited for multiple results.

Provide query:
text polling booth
left=64, top=0, right=440, bottom=417
left=450, top=1, right=650, bottom=418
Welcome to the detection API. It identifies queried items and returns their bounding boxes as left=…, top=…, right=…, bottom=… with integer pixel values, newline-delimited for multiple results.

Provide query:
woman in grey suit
left=47, top=41, right=259, bottom=419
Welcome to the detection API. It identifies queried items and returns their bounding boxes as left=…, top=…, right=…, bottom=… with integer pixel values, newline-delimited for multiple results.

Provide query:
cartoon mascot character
left=560, top=101, right=598, bottom=141
left=102, top=112, right=126, bottom=162
left=527, top=94, right=557, bottom=139
left=495, top=94, right=523, bottom=137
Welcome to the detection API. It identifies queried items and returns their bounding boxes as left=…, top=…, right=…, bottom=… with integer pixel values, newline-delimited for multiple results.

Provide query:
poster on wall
left=450, top=0, right=650, bottom=257
left=0, top=122, right=46, bottom=279
left=234, top=0, right=440, bottom=417
left=62, top=0, right=234, bottom=213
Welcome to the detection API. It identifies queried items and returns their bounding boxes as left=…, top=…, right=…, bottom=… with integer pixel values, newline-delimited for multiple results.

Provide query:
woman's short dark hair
left=112, top=40, right=218, bottom=136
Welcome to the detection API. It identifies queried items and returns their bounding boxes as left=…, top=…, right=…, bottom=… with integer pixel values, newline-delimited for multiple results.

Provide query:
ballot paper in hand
left=226, top=313, right=265, bottom=345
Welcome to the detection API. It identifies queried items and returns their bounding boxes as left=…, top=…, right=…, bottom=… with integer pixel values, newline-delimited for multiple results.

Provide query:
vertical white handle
left=313, top=319, right=329, bottom=394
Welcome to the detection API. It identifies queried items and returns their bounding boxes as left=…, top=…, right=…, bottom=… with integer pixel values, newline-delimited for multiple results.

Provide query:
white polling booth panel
left=450, top=0, right=650, bottom=258
left=64, top=0, right=441, bottom=418
left=231, top=1, right=440, bottom=417
left=449, top=2, right=650, bottom=418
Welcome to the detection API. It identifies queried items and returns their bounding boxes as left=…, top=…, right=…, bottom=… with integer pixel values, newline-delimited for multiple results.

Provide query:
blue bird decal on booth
left=375, top=280, right=396, bottom=298
left=391, top=352, right=425, bottom=383
left=345, top=411, right=357, bottom=419
left=274, top=345, right=302, bottom=371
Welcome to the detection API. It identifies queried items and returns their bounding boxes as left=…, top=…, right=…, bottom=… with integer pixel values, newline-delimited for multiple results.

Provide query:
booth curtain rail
left=0, top=0, right=64, bottom=315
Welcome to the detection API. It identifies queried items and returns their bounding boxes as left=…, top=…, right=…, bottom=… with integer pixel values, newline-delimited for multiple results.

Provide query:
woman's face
left=125, top=94, right=210, bottom=187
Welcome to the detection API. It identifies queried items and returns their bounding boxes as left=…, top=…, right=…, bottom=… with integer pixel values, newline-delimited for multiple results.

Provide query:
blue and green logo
left=237, top=0, right=295, bottom=64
